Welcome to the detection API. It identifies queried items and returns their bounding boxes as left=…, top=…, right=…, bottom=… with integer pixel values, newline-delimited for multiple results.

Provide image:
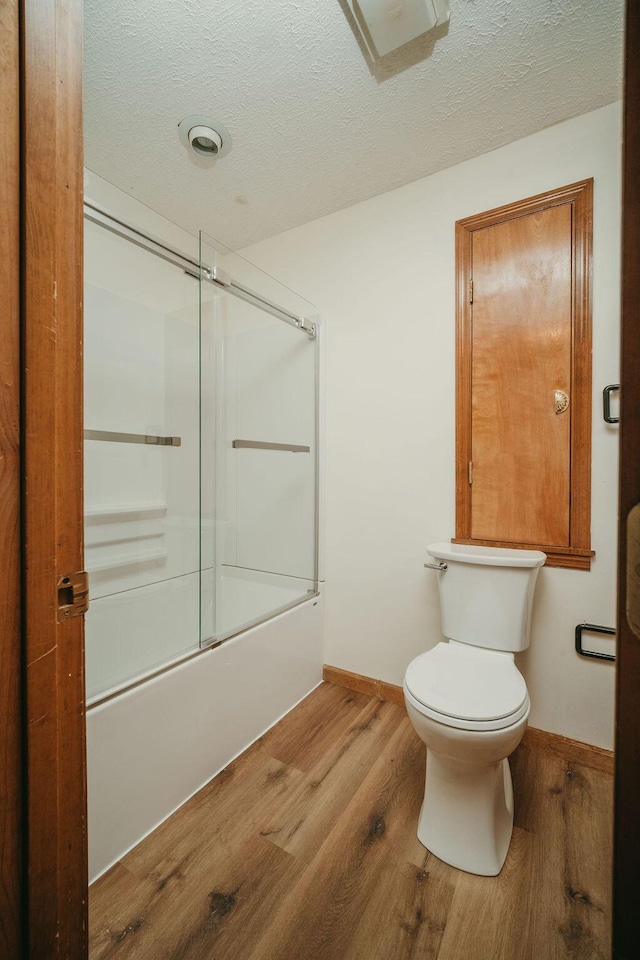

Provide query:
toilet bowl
left=404, top=542, right=545, bottom=876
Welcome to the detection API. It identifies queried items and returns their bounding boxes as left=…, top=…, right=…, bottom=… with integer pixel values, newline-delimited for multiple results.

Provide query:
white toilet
left=403, top=541, right=546, bottom=877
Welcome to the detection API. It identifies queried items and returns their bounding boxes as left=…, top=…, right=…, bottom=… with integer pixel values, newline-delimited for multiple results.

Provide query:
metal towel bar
left=85, top=429, right=181, bottom=447
left=232, top=439, right=310, bottom=453
left=575, top=623, right=616, bottom=662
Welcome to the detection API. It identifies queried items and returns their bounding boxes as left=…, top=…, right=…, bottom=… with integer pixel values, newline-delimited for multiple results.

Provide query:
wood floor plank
left=563, top=762, right=612, bottom=958
left=433, top=827, right=534, bottom=960
left=89, top=862, right=159, bottom=959
left=509, top=745, right=612, bottom=960
left=89, top=751, right=303, bottom=960
left=89, top=682, right=613, bottom=960
left=161, top=836, right=301, bottom=960
left=258, top=698, right=409, bottom=862
left=122, top=752, right=304, bottom=885
left=260, top=681, right=374, bottom=772
left=246, top=718, right=439, bottom=960
left=347, top=854, right=455, bottom=960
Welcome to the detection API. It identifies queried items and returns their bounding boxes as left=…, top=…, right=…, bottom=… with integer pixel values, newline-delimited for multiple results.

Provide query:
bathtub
left=86, top=589, right=323, bottom=881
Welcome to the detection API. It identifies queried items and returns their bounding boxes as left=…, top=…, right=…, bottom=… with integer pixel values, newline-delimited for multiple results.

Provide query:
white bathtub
left=86, top=590, right=323, bottom=882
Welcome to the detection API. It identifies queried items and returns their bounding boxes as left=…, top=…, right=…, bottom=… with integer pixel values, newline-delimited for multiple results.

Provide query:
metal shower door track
left=83, top=199, right=316, bottom=337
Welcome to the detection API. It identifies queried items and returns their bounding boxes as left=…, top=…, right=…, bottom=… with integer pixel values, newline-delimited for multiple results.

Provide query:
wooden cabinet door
left=471, top=204, right=572, bottom=545
left=455, top=181, right=593, bottom=570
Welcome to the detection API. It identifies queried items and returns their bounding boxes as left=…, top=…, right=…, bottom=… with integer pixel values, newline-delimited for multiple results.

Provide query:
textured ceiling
left=84, top=0, right=624, bottom=250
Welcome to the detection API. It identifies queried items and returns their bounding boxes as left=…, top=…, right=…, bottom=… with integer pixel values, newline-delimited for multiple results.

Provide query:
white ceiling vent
left=348, top=0, right=450, bottom=59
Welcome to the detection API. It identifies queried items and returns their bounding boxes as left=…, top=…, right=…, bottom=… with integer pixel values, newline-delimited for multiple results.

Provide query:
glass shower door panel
left=200, top=232, right=318, bottom=644
left=84, top=218, right=201, bottom=699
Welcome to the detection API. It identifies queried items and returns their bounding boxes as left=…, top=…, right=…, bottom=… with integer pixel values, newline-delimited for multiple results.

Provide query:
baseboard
left=322, top=664, right=405, bottom=706
left=322, top=664, right=614, bottom=776
left=519, top=726, right=613, bottom=775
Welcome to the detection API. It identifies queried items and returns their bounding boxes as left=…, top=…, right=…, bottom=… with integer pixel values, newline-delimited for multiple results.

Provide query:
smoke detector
left=178, top=115, right=232, bottom=159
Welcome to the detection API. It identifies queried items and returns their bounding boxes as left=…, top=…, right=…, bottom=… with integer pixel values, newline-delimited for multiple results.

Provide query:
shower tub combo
left=83, top=193, right=322, bottom=881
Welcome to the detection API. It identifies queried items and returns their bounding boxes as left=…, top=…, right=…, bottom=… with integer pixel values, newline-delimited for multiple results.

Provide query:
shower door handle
left=232, top=439, right=310, bottom=453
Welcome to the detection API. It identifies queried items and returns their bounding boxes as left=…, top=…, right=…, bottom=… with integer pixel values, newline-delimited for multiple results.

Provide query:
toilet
left=403, top=541, right=546, bottom=877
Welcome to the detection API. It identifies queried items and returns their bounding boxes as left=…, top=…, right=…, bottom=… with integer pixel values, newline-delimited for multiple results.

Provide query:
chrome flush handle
left=424, top=560, right=447, bottom=571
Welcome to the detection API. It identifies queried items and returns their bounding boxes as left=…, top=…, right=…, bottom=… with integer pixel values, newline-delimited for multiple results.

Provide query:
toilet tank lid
left=427, top=542, right=546, bottom=568
left=405, top=642, right=528, bottom=722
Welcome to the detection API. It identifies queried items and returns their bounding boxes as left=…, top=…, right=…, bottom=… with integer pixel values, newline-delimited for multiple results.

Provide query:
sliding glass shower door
left=199, top=232, right=319, bottom=645
left=84, top=208, right=202, bottom=700
left=83, top=203, right=319, bottom=701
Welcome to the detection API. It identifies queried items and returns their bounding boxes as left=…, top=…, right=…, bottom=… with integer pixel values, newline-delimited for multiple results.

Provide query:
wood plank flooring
left=89, top=682, right=613, bottom=960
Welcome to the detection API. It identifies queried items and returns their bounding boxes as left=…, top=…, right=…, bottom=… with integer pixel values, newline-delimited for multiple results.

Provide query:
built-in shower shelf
left=85, top=501, right=168, bottom=520
left=86, top=549, right=169, bottom=574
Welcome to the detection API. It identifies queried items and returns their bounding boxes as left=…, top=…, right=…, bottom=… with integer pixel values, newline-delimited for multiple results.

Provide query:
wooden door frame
left=613, top=3, right=640, bottom=958
left=19, top=0, right=88, bottom=955
left=0, top=0, right=23, bottom=954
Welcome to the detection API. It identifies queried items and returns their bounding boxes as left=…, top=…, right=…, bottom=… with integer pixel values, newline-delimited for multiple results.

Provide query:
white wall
left=244, top=103, right=622, bottom=750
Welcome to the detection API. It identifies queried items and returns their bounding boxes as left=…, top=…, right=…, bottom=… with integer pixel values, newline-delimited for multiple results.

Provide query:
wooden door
left=613, top=3, right=640, bottom=957
left=0, top=0, right=23, bottom=954
left=455, top=180, right=593, bottom=570
left=470, top=204, right=572, bottom=545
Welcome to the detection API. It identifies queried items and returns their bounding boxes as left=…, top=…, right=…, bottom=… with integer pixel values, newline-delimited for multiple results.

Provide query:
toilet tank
left=427, top=542, right=546, bottom=652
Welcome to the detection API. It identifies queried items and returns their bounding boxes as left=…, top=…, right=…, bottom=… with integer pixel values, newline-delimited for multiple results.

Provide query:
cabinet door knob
left=554, top=389, right=570, bottom=414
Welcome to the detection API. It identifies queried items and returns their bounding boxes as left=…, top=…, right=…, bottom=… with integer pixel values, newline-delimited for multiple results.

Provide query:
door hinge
left=57, top=571, right=90, bottom=622
left=469, top=278, right=473, bottom=303
left=468, top=461, right=473, bottom=484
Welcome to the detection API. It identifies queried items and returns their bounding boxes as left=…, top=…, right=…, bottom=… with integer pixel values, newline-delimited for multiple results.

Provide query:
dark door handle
left=603, top=384, right=620, bottom=424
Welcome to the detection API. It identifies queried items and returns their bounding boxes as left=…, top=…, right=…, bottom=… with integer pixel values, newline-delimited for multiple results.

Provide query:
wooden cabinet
left=454, top=181, right=594, bottom=570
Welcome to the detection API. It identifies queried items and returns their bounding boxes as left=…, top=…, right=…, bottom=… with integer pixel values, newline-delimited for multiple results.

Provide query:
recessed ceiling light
left=178, top=115, right=232, bottom=160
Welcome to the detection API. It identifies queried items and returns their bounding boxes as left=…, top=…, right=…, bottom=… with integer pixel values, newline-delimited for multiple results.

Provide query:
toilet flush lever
left=424, top=560, right=447, bottom=571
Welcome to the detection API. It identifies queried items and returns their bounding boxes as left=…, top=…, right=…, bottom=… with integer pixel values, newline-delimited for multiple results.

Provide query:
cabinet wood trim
left=451, top=538, right=595, bottom=570
left=455, top=180, right=594, bottom=571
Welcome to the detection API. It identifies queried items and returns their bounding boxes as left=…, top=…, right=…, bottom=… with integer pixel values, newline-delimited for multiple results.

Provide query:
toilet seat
left=404, top=684, right=530, bottom=732
left=404, top=642, right=529, bottom=732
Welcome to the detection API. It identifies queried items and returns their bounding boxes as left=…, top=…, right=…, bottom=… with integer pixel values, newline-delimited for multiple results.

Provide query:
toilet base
left=418, top=751, right=514, bottom=876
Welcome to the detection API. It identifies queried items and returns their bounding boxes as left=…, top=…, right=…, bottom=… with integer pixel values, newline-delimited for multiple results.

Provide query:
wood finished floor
left=89, top=682, right=613, bottom=960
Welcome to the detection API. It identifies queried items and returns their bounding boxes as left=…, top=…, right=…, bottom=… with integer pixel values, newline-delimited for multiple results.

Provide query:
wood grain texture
left=323, top=664, right=406, bottom=706
left=455, top=181, right=593, bottom=570
left=22, top=0, right=87, bottom=955
left=451, top=537, right=595, bottom=570
left=0, top=0, right=23, bottom=954
left=323, top=665, right=614, bottom=774
left=471, top=204, right=572, bottom=545
left=521, top=727, right=614, bottom=777
left=89, top=682, right=613, bottom=960
left=614, top=4, right=640, bottom=957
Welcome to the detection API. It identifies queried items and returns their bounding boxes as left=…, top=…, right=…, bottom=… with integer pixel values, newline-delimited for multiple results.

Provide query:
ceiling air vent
left=347, top=0, right=450, bottom=59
